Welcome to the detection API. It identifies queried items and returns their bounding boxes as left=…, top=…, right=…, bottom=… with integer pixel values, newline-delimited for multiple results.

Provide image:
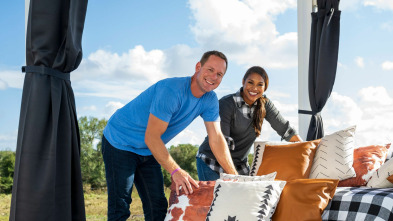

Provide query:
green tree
left=248, top=153, right=254, bottom=166
left=0, top=151, right=15, bottom=193
left=78, top=116, right=107, bottom=189
left=162, top=144, right=199, bottom=187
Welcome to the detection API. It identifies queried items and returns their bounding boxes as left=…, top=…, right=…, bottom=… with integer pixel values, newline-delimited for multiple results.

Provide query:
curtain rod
left=312, top=0, right=318, bottom=12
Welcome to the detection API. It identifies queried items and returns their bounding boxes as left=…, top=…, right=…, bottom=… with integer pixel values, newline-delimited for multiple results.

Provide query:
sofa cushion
left=272, top=179, right=339, bottom=221
left=338, top=144, right=390, bottom=187
left=165, top=181, right=215, bottom=221
left=206, top=180, right=286, bottom=221
left=388, top=174, right=393, bottom=184
left=256, top=140, right=319, bottom=180
left=249, top=141, right=290, bottom=176
left=309, top=126, right=357, bottom=180
left=220, top=171, right=276, bottom=181
left=367, top=158, right=393, bottom=188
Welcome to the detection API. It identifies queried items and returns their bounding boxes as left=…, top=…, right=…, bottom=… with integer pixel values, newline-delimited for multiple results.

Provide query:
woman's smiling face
left=241, top=72, right=265, bottom=105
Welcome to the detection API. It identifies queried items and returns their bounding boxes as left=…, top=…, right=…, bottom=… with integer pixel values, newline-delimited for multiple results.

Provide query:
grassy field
left=0, top=187, right=171, bottom=221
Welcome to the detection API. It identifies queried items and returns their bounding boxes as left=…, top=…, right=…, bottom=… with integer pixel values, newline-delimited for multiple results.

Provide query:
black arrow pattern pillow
left=206, top=180, right=286, bottom=221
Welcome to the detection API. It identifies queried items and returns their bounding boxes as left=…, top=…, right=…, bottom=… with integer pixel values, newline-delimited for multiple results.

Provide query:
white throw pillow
left=206, top=180, right=286, bottom=221
left=249, top=141, right=290, bottom=176
left=309, top=125, right=357, bottom=180
left=220, top=171, right=277, bottom=182
left=367, top=158, right=393, bottom=188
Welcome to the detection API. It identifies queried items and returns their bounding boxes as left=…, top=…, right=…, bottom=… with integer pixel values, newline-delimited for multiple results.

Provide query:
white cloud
left=71, top=45, right=203, bottom=100
left=105, top=101, right=124, bottom=118
left=382, top=61, right=393, bottom=70
left=339, top=0, right=362, bottom=11
left=73, top=80, right=146, bottom=100
left=322, top=89, right=393, bottom=146
left=82, top=105, right=97, bottom=111
left=267, top=90, right=291, bottom=99
left=0, top=79, right=7, bottom=90
left=381, top=21, right=393, bottom=32
left=355, top=56, right=365, bottom=68
left=73, top=45, right=168, bottom=84
left=188, top=0, right=297, bottom=69
left=358, top=86, right=393, bottom=105
left=270, top=99, right=298, bottom=114
left=167, top=127, right=206, bottom=147
left=0, top=69, right=24, bottom=89
left=68, top=0, right=300, bottom=100
left=170, top=129, right=202, bottom=146
left=163, top=44, right=201, bottom=76
left=364, top=0, right=393, bottom=10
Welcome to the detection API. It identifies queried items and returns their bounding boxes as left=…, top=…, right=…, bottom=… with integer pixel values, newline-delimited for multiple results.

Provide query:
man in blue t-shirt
left=101, top=51, right=238, bottom=221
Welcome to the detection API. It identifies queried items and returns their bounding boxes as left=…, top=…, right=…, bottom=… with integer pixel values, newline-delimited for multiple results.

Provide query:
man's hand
left=171, top=169, right=199, bottom=195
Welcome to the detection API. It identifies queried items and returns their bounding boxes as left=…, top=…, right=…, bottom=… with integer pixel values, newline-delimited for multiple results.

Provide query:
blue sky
left=1, top=0, right=393, bottom=151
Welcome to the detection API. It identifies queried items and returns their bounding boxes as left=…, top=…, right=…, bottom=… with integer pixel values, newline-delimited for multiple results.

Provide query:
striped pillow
left=309, top=126, right=357, bottom=180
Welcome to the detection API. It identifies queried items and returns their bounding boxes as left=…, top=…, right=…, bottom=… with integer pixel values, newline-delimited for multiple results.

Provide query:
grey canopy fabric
left=301, top=0, right=341, bottom=141
left=10, top=0, right=88, bottom=220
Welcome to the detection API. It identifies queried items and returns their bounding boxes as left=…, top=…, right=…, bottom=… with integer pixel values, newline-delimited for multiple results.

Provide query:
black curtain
left=302, top=0, right=341, bottom=141
left=10, top=0, right=88, bottom=220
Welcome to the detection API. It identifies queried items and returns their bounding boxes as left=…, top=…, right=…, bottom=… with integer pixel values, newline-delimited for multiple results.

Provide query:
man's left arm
left=204, top=121, right=238, bottom=175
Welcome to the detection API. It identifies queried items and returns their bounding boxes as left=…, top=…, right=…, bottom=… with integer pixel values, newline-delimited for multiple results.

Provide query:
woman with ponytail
left=196, top=66, right=302, bottom=181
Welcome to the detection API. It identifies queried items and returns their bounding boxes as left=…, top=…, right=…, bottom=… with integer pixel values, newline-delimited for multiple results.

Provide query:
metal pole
left=297, top=0, right=313, bottom=140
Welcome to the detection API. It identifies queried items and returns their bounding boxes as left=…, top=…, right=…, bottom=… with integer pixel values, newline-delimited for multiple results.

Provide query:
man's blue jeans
left=102, top=135, right=168, bottom=221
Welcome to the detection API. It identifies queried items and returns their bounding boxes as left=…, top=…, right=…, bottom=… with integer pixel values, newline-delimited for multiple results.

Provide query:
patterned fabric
left=220, top=172, right=276, bottom=182
left=249, top=141, right=290, bottom=176
left=322, top=187, right=393, bottom=221
left=165, top=181, right=215, bottom=221
left=232, top=88, right=257, bottom=119
left=309, top=125, right=356, bottom=180
left=196, top=151, right=250, bottom=175
left=206, top=180, right=286, bottom=221
left=367, top=158, right=393, bottom=188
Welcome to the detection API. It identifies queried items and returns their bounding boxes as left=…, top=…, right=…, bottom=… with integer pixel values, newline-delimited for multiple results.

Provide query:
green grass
left=0, top=187, right=171, bottom=221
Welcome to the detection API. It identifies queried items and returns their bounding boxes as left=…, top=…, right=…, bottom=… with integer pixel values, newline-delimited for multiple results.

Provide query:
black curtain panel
left=10, top=0, right=88, bottom=220
left=299, top=0, right=341, bottom=141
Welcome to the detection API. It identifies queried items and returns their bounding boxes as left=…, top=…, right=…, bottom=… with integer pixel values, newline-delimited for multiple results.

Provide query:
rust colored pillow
left=256, top=140, right=319, bottom=180
left=388, top=174, right=393, bottom=184
left=338, top=144, right=391, bottom=187
left=165, top=181, right=215, bottom=221
left=272, top=179, right=339, bottom=221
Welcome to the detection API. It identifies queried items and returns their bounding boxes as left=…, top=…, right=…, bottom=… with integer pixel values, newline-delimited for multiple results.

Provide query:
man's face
left=194, top=55, right=227, bottom=94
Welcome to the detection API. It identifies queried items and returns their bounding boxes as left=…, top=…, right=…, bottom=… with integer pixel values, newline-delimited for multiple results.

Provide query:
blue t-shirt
left=103, top=77, right=220, bottom=156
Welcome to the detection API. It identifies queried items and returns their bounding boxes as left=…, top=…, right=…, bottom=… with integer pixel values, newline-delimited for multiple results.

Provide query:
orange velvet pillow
left=256, top=140, right=319, bottom=180
left=272, top=179, right=339, bottom=221
left=388, top=174, right=393, bottom=184
left=166, top=181, right=215, bottom=221
left=338, top=144, right=391, bottom=187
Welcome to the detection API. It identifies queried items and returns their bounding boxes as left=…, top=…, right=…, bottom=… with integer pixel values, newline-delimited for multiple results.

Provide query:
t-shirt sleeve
left=200, top=92, right=220, bottom=122
left=149, top=86, right=179, bottom=122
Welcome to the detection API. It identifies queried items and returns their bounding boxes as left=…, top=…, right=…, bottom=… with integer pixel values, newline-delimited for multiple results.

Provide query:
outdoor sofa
left=164, top=126, right=393, bottom=220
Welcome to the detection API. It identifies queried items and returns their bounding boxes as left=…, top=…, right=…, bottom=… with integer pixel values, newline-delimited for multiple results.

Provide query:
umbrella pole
left=297, top=0, right=313, bottom=140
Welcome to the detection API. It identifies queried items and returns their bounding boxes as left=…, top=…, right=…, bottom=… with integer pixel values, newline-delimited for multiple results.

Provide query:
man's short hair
left=200, top=51, right=228, bottom=71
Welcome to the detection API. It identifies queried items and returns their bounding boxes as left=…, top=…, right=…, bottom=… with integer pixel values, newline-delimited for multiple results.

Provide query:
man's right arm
left=145, top=113, right=199, bottom=195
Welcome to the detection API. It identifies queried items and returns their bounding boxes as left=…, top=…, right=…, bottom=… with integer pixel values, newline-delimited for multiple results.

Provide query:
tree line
left=0, top=116, right=253, bottom=193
